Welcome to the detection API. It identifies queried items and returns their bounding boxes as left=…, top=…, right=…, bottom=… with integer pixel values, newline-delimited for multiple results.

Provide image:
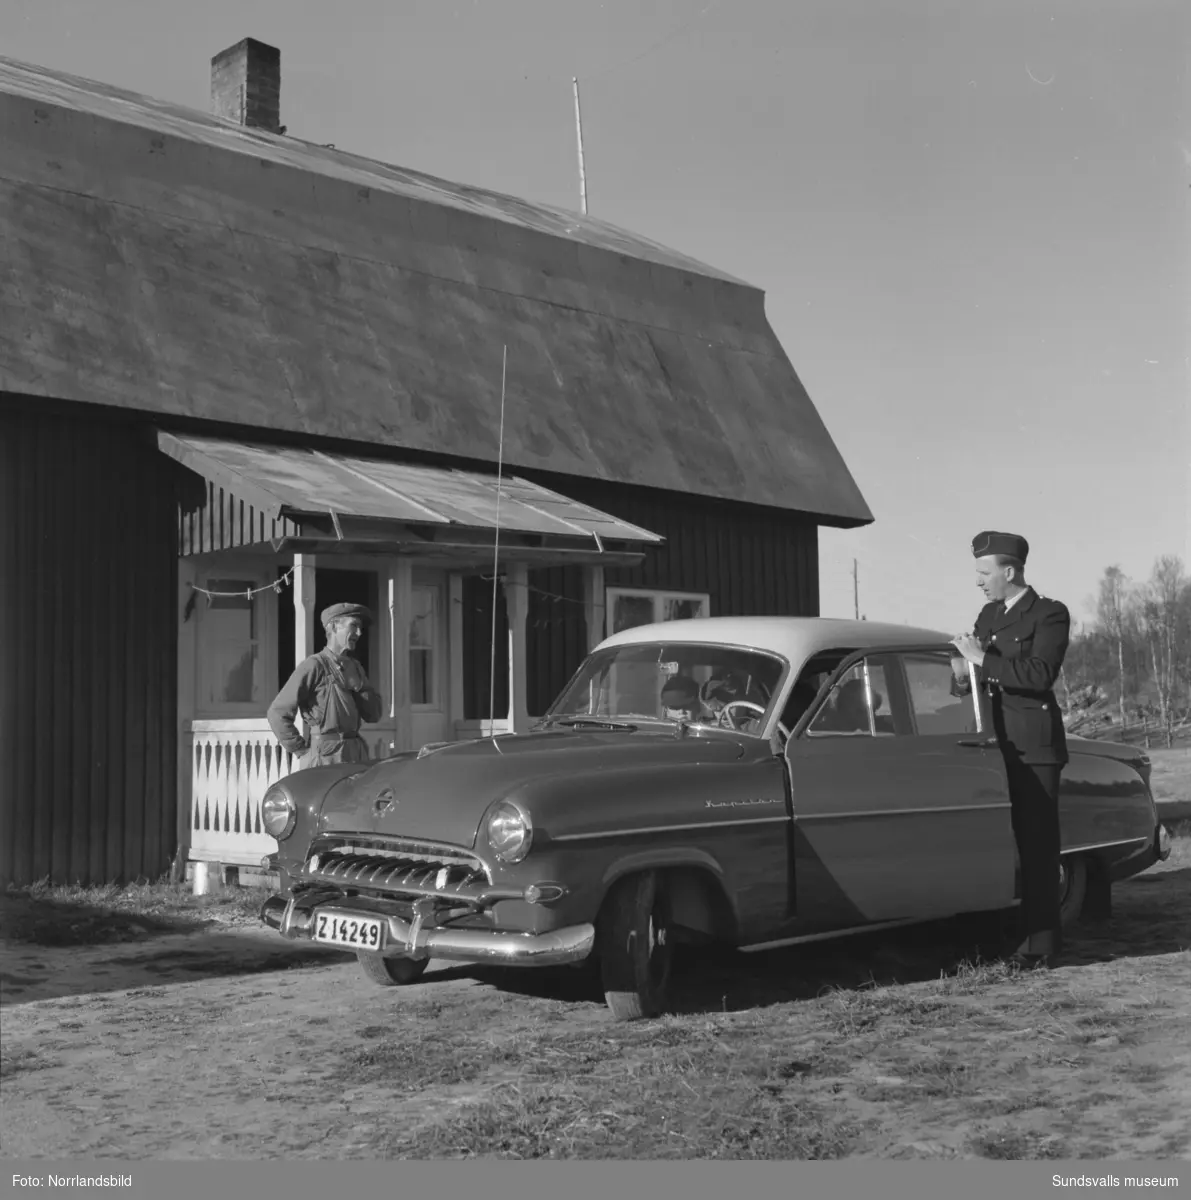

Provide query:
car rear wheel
left=1058, top=854, right=1089, bottom=929
left=598, top=870, right=673, bottom=1021
left=356, top=951, right=430, bottom=986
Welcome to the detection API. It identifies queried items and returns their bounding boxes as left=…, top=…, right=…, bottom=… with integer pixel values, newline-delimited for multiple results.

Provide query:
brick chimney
left=210, top=38, right=283, bottom=134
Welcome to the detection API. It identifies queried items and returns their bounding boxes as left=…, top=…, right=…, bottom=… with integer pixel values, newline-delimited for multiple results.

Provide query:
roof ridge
left=0, top=53, right=751, bottom=288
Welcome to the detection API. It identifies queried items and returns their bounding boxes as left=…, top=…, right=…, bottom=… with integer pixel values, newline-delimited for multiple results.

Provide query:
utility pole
left=573, top=77, right=588, bottom=215
left=853, top=558, right=859, bottom=620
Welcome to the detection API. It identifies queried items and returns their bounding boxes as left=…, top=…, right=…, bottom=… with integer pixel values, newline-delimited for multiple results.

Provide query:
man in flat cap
left=950, top=531, right=1071, bottom=967
left=267, top=602, right=385, bottom=768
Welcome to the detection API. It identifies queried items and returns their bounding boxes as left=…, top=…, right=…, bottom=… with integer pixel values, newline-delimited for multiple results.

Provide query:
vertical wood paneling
left=178, top=480, right=300, bottom=555
left=462, top=574, right=510, bottom=721
left=0, top=399, right=180, bottom=887
left=526, top=565, right=588, bottom=716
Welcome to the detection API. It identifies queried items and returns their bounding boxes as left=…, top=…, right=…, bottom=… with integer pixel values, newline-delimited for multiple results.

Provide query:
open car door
left=783, top=643, right=1017, bottom=931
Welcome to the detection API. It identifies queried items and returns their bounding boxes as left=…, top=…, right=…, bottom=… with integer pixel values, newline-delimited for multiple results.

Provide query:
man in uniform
left=267, top=602, right=385, bottom=768
left=950, top=531, right=1071, bottom=968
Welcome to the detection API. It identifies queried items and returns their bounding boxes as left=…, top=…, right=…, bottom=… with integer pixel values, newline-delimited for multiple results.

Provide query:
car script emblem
left=705, top=797, right=782, bottom=809
left=374, top=787, right=396, bottom=814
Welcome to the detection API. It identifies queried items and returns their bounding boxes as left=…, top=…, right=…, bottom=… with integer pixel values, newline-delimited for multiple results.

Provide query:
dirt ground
left=2, top=842, right=1190, bottom=1161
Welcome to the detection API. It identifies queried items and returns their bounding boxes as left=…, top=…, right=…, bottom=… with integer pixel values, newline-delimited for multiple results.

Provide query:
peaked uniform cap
left=971, top=531, right=1029, bottom=562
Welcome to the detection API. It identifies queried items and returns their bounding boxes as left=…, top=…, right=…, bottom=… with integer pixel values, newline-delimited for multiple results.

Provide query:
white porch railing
left=183, top=718, right=522, bottom=867
left=185, top=720, right=396, bottom=866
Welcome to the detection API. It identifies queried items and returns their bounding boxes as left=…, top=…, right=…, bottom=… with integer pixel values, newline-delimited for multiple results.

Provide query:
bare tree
left=1096, top=566, right=1130, bottom=730
left=1135, top=556, right=1190, bottom=747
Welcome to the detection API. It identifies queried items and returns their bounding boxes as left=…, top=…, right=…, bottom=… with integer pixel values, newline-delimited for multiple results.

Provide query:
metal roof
left=0, top=54, right=874, bottom=526
left=159, top=430, right=662, bottom=544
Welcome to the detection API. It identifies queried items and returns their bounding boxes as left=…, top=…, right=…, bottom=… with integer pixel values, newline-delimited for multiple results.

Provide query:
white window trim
left=409, top=580, right=444, bottom=713
left=605, top=587, right=712, bottom=638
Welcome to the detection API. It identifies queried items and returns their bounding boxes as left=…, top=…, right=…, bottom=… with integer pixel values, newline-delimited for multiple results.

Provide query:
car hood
left=316, top=727, right=747, bottom=847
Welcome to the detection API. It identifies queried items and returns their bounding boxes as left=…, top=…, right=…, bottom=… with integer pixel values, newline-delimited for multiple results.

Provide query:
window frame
left=803, top=653, right=904, bottom=739
left=409, top=581, right=443, bottom=712
left=605, top=587, right=712, bottom=638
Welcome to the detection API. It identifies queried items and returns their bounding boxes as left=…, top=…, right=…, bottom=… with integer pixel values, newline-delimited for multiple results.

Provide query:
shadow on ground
left=0, top=893, right=220, bottom=946
left=3, top=866, right=1186, bottom=1013
left=0, top=891, right=357, bottom=1007
left=455, top=865, right=1191, bottom=1017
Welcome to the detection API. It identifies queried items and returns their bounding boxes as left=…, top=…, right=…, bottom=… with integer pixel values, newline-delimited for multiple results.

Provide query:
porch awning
left=160, top=430, right=663, bottom=567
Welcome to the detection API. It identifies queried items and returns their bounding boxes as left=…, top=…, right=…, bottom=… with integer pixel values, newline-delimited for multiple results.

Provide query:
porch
left=168, top=431, right=665, bottom=872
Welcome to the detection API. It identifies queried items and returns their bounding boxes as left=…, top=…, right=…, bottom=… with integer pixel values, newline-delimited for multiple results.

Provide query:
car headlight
left=261, top=787, right=296, bottom=840
left=486, top=800, right=533, bottom=863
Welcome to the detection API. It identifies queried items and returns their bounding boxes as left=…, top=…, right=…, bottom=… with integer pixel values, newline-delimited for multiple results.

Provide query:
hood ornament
left=373, top=787, right=396, bottom=815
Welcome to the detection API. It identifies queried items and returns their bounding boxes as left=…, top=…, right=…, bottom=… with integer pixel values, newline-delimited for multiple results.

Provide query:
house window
left=410, top=585, right=439, bottom=707
left=606, top=589, right=711, bottom=636
left=198, top=578, right=262, bottom=710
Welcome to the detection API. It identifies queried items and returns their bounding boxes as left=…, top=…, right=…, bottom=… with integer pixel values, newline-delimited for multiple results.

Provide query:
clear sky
left=6, top=0, right=1189, bottom=635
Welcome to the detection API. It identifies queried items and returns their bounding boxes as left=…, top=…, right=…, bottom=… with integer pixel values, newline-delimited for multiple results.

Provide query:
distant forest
left=1060, top=556, right=1189, bottom=746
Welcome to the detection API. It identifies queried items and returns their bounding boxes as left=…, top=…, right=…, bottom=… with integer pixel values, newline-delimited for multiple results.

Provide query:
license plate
left=312, top=911, right=386, bottom=951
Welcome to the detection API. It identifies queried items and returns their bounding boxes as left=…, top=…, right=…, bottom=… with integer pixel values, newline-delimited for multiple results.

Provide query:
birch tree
left=1135, top=556, right=1189, bottom=747
left=1096, top=567, right=1130, bottom=730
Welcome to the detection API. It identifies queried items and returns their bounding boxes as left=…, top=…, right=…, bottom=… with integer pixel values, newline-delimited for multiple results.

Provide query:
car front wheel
left=597, top=870, right=673, bottom=1021
left=356, top=950, right=430, bottom=986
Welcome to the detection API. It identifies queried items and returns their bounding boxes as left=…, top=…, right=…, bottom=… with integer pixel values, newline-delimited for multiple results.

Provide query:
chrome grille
left=303, top=837, right=492, bottom=897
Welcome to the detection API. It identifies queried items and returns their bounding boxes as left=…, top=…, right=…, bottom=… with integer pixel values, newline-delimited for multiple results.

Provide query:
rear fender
left=1060, top=749, right=1156, bottom=854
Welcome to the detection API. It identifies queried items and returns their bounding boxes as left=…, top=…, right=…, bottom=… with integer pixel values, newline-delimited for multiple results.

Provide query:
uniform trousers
left=1003, top=756, right=1063, bottom=956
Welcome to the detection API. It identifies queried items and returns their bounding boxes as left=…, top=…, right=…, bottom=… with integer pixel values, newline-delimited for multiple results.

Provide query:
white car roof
left=597, top=616, right=953, bottom=672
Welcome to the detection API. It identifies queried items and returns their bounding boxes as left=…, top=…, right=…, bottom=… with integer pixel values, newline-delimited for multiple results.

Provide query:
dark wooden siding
left=462, top=576, right=511, bottom=721
left=179, top=479, right=301, bottom=555
left=463, top=480, right=819, bottom=719
left=0, top=398, right=180, bottom=887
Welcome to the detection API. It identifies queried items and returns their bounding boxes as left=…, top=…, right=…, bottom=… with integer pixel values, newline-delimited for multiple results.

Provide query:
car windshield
left=545, top=642, right=787, bottom=736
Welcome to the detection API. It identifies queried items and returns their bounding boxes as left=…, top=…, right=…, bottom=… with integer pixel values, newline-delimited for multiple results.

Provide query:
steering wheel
left=717, top=700, right=790, bottom=742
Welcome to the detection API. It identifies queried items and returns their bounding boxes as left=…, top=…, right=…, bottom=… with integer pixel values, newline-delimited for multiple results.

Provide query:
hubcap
left=647, top=910, right=669, bottom=986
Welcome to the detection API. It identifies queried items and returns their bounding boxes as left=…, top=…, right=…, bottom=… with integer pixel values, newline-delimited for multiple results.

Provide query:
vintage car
left=259, top=616, right=1172, bottom=1020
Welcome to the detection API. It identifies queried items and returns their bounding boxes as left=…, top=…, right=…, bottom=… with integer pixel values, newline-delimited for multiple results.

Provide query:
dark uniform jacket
left=954, top=588, right=1071, bottom=766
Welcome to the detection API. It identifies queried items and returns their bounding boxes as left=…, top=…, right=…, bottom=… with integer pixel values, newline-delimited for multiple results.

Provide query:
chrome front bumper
left=260, top=893, right=595, bottom=968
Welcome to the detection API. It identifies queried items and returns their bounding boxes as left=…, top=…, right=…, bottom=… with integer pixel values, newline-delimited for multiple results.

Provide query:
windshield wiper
left=549, top=717, right=639, bottom=731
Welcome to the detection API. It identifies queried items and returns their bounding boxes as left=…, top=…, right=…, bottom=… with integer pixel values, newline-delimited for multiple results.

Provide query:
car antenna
left=487, top=344, right=508, bottom=742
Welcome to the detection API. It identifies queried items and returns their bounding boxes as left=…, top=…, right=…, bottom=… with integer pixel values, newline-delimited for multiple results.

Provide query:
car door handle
left=956, top=737, right=998, bottom=748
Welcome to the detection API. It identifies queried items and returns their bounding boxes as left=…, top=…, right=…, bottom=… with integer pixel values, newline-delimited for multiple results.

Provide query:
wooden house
left=0, top=42, right=872, bottom=887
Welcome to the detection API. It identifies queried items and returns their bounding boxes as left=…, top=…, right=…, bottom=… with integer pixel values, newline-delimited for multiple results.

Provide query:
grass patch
left=343, top=1030, right=524, bottom=1092
left=0, top=877, right=263, bottom=946
left=1147, top=746, right=1191, bottom=806
left=969, top=1129, right=1069, bottom=1160
left=351, top=950, right=1190, bottom=1158
left=0, top=1048, right=60, bottom=1079
left=378, top=1078, right=864, bottom=1160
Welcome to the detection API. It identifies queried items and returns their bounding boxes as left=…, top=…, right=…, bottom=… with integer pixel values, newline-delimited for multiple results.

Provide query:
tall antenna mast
left=853, top=558, right=859, bottom=620
left=572, top=77, right=588, bottom=215
left=488, top=345, right=508, bottom=739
